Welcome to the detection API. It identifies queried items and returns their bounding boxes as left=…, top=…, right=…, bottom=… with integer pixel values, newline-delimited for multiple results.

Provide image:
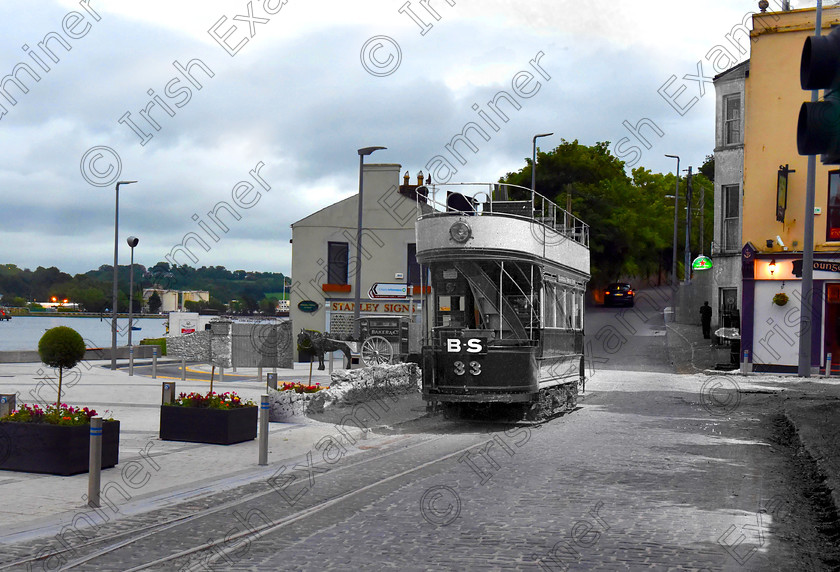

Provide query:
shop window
left=327, top=242, right=349, bottom=285
left=827, top=171, right=840, bottom=241
left=828, top=284, right=840, bottom=304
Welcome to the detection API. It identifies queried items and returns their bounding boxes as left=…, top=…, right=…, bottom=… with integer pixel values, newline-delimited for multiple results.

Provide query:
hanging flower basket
left=773, top=292, right=789, bottom=306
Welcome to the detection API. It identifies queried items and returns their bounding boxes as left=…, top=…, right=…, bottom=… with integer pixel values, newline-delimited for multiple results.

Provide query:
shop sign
left=181, top=320, right=196, bottom=334
left=298, top=300, right=319, bottom=313
left=792, top=259, right=840, bottom=277
left=691, top=255, right=713, bottom=271
left=330, top=301, right=420, bottom=314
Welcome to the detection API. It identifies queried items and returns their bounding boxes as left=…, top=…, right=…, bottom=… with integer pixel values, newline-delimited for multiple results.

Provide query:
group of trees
left=0, top=262, right=289, bottom=315
left=500, top=140, right=714, bottom=287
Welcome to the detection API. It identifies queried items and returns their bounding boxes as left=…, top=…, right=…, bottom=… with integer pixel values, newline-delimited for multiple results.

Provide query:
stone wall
left=268, top=363, right=421, bottom=421
left=167, top=331, right=212, bottom=362
left=166, top=319, right=292, bottom=367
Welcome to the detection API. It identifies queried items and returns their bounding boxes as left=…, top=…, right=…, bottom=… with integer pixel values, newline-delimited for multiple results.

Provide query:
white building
left=142, top=289, right=210, bottom=313
left=711, top=59, right=748, bottom=333
left=289, top=164, right=431, bottom=359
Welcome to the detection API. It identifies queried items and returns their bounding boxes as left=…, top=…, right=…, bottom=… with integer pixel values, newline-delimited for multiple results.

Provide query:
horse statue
left=297, top=329, right=354, bottom=370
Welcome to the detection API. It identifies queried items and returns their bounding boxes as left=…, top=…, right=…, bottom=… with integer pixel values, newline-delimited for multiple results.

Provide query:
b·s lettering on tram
left=413, top=182, right=590, bottom=421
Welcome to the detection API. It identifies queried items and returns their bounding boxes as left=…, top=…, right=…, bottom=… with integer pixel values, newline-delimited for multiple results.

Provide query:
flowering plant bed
left=167, top=391, right=255, bottom=408
left=160, top=392, right=257, bottom=444
left=279, top=382, right=328, bottom=393
left=2, top=403, right=100, bottom=426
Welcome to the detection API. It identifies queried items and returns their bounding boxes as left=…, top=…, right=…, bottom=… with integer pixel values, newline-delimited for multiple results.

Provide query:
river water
left=0, top=316, right=168, bottom=351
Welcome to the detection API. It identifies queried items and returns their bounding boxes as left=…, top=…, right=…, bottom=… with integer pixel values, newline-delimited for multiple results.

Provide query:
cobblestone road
left=0, top=368, right=825, bottom=571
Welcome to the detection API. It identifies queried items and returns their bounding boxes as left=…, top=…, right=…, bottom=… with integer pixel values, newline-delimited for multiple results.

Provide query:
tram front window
left=430, top=260, right=539, bottom=342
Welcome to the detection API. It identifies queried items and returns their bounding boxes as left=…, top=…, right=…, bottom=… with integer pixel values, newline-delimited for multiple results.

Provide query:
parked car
left=604, top=283, right=635, bottom=307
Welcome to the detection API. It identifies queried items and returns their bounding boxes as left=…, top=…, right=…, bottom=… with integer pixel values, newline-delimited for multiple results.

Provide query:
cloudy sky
left=0, top=0, right=819, bottom=276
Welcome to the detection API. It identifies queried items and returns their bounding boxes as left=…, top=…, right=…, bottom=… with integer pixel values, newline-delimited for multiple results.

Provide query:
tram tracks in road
left=0, top=418, right=490, bottom=571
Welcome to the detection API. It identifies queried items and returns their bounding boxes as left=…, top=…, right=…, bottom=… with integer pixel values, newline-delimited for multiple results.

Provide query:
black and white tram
left=415, top=183, right=590, bottom=420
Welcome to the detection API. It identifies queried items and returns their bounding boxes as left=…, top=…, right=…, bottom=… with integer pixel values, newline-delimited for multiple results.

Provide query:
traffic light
left=797, top=27, right=840, bottom=164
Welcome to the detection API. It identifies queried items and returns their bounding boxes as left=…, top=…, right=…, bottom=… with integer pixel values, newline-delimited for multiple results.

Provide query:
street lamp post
left=111, top=180, right=137, bottom=370
left=352, top=146, right=386, bottom=341
left=531, top=133, right=554, bottom=192
left=126, top=236, right=139, bottom=348
left=665, top=155, right=680, bottom=287
left=684, top=166, right=693, bottom=284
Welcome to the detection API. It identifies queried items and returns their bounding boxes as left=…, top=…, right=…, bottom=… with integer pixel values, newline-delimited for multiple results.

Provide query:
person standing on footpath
left=700, top=301, right=712, bottom=339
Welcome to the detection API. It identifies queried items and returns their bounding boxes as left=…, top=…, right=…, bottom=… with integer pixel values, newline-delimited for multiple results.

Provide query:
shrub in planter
left=0, top=327, right=120, bottom=476
left=160, top=392, right=257, bottom=445
left=39, top=326, right=86, bottom=407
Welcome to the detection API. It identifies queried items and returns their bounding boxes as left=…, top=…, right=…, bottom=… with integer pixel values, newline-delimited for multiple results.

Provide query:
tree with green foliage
left=259, top=297, right=278, bottom=315
left=500, top=139, right=713, bottom=287
left=38, top=326, right=86, bottom=408
left=148, top=291, right=162, bottom=314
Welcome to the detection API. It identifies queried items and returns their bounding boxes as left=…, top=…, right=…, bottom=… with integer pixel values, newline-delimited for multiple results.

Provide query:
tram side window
left=543, top=283, right=556, bottom=328
left=555, top=285, right=568, bottom=329
left=575, top=290, right=584, bottom=330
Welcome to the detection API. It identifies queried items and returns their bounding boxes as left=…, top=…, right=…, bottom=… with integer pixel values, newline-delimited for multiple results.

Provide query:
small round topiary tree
left=38, top=326, right=86, bottom=408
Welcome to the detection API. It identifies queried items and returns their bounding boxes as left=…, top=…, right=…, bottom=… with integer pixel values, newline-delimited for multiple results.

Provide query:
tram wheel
left=361, top=335, right=393, bottom=366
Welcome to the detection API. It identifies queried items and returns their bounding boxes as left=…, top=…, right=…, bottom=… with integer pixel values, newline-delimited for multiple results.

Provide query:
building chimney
left=404, top=171, right=410, bottom=186
left=417, top=170, right=424, bottom=186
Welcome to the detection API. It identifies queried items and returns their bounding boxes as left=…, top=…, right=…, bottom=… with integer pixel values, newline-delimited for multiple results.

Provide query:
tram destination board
left=444, top=337, right=488, bottom=355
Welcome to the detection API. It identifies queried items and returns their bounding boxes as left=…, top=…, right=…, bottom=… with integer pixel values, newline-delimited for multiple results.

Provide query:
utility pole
left=699, top=183, right=704, bottom=256
left=684, top=166, right=693, bottom=283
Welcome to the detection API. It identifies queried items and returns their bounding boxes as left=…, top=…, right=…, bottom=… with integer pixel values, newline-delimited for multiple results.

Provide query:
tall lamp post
left=531, top=133, right=553, bottom=192
left=665, top=155, right=680, bottom=287
left=111, top=180, right=137, bottom=370
left=352, top=146, right=386, bottom=340
left=684, top=166, right=693, bottom=284
left=126, top=236, right=139, bottom=348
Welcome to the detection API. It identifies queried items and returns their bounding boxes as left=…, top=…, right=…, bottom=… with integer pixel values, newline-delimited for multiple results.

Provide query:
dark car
left=604, top=283, right=635, bottom=307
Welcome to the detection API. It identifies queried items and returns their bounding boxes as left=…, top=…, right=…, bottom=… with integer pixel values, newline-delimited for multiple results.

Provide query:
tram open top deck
left=415, top=182, right=589, bottom=279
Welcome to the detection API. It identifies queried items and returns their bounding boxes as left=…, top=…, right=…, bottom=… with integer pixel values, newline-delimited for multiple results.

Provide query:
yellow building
left=741, top=6, right=840, bottom=371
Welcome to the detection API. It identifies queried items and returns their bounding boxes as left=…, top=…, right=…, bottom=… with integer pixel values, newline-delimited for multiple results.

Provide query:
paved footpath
left=0, top=360, right=418, bottom=543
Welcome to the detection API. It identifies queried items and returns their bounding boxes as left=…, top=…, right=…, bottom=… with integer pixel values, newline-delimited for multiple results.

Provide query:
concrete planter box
left=0, top=421, right=120, bottom=476
left=159, top=406, right=257, bottom=445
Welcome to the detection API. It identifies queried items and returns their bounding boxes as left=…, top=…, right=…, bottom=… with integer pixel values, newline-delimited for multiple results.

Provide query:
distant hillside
left=0, top=262, right=289, bottom=314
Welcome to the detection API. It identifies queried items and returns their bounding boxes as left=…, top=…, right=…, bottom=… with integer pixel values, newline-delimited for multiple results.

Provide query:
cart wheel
left=361, top=335, right=393, bottom=366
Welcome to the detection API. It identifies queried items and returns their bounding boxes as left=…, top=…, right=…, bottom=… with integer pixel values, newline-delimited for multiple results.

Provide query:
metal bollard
left=88, top=417, right=103, bottom=508
left=0, top=394, right=15, bottom=417
left=152, top=346, right=158, bottom=379
left=329, top=351, right=334, bottom=374
left=266, top=372, right=277, bottom=391
left=162, top=382, right=176, bottom=404
left=181, top=357, right=186, bottom=381
left=220, top=366, right=225, bottom=383
left=129, top=346, right=134, bottom=377
left=258, top=395, right=269, bottom=466
left=741, top=349, right=752, bottom=374
left=827, top=353, right=833, bottom=378
left=258, top=366, right=263, bottom=382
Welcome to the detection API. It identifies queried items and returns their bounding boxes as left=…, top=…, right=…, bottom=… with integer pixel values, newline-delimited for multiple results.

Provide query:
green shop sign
left=297, top=300, right=319, bottom=313
left=692, top=255, right=713, bottom=271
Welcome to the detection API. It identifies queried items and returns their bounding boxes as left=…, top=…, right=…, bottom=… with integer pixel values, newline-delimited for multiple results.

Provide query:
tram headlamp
left=449, top=221, right=472, bottom=243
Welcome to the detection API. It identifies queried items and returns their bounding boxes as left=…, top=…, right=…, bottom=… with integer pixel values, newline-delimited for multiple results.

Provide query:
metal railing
left=416, top=182, right=589, bottom=248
